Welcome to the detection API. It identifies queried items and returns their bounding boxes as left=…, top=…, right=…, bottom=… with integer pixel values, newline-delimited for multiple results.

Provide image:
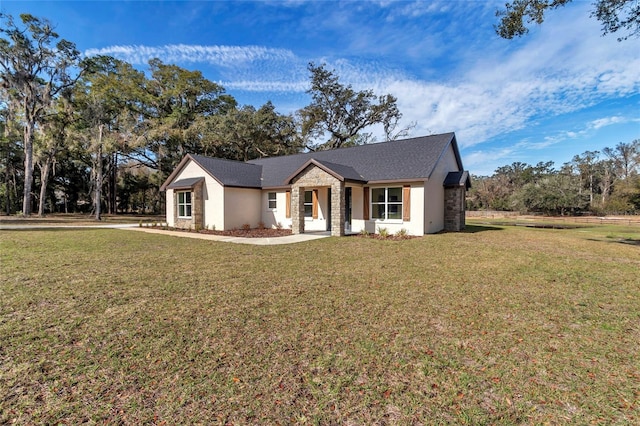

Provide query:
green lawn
left=1, top=225, right=638, bottom=424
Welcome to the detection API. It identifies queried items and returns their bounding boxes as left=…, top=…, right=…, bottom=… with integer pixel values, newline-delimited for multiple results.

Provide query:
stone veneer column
left=193, top=181, right=203, bottom=229
left=444, top=186, right=466, bottom=232
left=331, top=181, right=345, bottom=236
left=291, top=185, right=305, bottom=235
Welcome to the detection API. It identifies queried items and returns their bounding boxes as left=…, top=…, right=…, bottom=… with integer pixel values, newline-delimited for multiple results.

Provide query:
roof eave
left=366, top=178, right=428, bottom=185
left=284, top=158, right=346, bottom=185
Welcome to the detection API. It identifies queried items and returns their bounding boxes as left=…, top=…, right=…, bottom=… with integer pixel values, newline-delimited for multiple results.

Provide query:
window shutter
left=285, top=191, right=291, bottom=218
left=312, top=189, right=318, bottom=219
left=403, top=186, right=411, bottom=221
left=363, top=187, right=369, bottom=220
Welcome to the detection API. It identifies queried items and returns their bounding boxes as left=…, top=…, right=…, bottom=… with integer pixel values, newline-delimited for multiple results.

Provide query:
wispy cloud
left=589, top=115, right=628, bottom=130
left=82, top=1, right=637, bottom=154
left=84, top=44, right=296, bottom=67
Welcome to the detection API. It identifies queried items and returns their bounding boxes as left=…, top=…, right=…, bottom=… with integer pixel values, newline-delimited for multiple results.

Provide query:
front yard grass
left=1, top=224, right=638, bottom=424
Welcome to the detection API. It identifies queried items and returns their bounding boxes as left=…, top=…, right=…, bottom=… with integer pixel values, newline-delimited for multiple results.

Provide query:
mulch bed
left=353, top=233, right=417, bottom=241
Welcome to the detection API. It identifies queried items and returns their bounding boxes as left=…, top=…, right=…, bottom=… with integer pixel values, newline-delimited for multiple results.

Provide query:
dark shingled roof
left=249, top=133, right=461, bottom=187
left=166, top=177, right=204, bottom=190
left=444, top=171, right=471, bottom=189
left=311, top=159, right=366, bottom=182
left=189, top=154, right=263, bottom=188
left=162, top=133, right=466, bottom=190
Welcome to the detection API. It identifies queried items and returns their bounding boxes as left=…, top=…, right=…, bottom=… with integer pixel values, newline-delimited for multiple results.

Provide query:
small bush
left=377, top=227, right=389, bottom=238
left=257, top=221, right=265, bottom=230
left=194, top=224, right=202, bottom=232
left=138, top=220, right=142, bottom=227
left=395, top=228, right=408, bottom=238
left=241, top=223, right=251, bottom=231
left=359, top=228, right=370, bottom=236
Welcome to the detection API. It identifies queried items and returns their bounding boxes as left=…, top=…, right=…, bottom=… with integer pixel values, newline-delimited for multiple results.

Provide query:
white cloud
left=82, top=2, right=638, bottom=155
left=84, top=44, right=296, bottom=67
left=589, top=115, right=627, bottom=130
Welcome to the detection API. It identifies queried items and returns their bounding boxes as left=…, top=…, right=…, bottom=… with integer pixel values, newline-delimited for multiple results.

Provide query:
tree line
left=467, top=140, right=640, bottom=215
left=0, top=13, right=407, bottom=218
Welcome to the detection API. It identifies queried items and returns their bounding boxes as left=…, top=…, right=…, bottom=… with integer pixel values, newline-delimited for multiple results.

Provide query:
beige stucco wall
left=363, top=183, right=424, bottom=236
left=305, top=186, right=328, bottom=232
left=224, top=187, right=261, bottom=229
left=166, top=159, right=225, bottom=230
left=260, top=190, right=292, bottom=229
left=349, top=185, right=364, bottom=233
left=166, top=188, right=175, bottom=227
left=424, top=144, right=460, bottom=233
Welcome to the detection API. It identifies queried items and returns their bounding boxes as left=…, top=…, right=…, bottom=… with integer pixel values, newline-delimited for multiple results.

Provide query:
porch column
left=331, top=181, right=345, bottom=236
left=291, top=185, right=305, bottom=235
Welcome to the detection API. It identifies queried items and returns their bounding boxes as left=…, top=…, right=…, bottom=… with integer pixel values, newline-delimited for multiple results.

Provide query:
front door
left=345, top=187, right=352, bottom=232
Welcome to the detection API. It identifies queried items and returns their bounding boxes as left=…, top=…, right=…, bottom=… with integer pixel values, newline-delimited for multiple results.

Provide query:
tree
left=34, top=97, right=73, bottom=216
left=203, top=102, right=303, bottom=162
left=134, top=58, right=237, bottom=178
left=0, top=88, right=23, bottom=214
left=299, top=63, right=406, bottom=151
left=496, top=0, right=640, bottom=41
left=571, top=150, right=600, bottom=206
left=0, top=13, right=85, bottom=215
left=513, top=172, right=589, bottom=215
left=70, top=56, right=141, bottom=220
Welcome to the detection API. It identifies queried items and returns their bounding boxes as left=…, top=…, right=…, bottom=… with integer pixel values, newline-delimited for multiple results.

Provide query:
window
left=177, top=191, right=192, bottom=218
left=268, top=192, right=277, bottom=209
left=371, top=187, right=402, bottom=220
left=304, top=190, right=313, bottom=218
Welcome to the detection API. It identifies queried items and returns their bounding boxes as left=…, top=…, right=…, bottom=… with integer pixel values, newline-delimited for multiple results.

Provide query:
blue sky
left=2, top=0, right=639, bottom=175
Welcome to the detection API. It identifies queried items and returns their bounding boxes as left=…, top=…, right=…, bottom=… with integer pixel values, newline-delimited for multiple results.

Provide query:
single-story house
left=160, top=132, right=471, bottom=236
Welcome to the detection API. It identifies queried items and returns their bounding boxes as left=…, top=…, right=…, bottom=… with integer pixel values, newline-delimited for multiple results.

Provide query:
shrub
left=241, top=223, right=251, bottom=231
left=395, top=228, right=408, bottom=238
left=377, top=227, right=389, bottom=238
left=257, top=221, right=265, bottom=230
left=359, top=228, right=370, bottom=236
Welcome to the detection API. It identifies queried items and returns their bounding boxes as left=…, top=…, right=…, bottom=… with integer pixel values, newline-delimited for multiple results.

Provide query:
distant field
left=0, top=213, right=165, bottom=227
left=467, top=213, right=640, bottom=228
left=1, top=224, right=638, bottom=424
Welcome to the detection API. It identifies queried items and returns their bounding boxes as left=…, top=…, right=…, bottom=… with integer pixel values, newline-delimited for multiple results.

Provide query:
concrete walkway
left=0, top=222, right=331, bottom=245
left=125, top=227, right=331, bottom=245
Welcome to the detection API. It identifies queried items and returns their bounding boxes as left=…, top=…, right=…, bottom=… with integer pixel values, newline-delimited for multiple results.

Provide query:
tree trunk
left=107, top=152, right=117, bottom=214
left=95, top=125, right=104, bottom=221
left=22, top=121, right=35, bottom=216
left=37, top=157, right=52, bottom=217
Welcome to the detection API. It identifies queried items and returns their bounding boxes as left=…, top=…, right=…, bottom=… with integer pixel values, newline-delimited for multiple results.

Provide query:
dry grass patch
left=1, top=225, right=638, bottom=424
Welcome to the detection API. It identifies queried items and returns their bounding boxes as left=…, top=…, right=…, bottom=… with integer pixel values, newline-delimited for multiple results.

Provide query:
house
left=160, top=132, right=471, bottom=236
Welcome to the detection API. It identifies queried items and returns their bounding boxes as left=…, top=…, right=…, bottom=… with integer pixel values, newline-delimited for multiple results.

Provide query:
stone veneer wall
left=174, top=181, right=204, bottom=229
left=444, top=186, right=466, bottom=232
left=291, top=165, right=345, bottom=236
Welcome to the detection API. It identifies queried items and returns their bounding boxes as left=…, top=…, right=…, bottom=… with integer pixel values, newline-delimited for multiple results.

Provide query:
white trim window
left=304, top=190, right=313, bottom=218
left=177, top=191, right=192, bottom=218
left=268, top=192, right=277, bottom=209
left=371, top=187, right=402, bottom=220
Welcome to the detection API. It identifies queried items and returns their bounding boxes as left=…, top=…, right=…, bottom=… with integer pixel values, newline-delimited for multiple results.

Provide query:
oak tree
left=496, top=0, right=640, bottom=41
left=299, top=63, right=405, bottom=151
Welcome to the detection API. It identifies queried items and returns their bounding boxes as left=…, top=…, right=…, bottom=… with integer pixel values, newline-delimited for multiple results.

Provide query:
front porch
left=287, top=159, right=365, bottom=237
